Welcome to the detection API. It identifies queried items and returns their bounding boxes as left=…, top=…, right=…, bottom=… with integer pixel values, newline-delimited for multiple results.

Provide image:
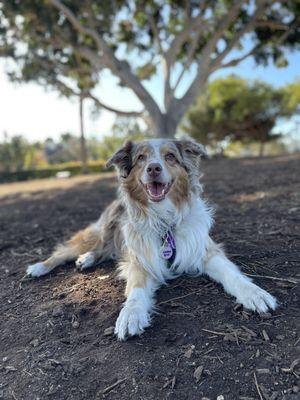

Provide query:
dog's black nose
left=147, top=163, right=162, bottom=178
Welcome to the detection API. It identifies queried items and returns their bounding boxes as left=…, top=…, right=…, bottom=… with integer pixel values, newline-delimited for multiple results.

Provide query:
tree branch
left=148, top=13, right=164, bottom=55
left=255, top=20, right=289, bottom=31
left=198, top=0, right=244, bottom=64
left=146, top=11, right=172, bottom=110
left=164, top=11, right=207, bottom=68
left=215, top=7, right=297, bottom=71
left=176, top=1, right=244, bottom=117
left=163, top=4, right=209, bottom=110
left=49, top=0, right=162, bottom=121
left=177, top=0, right=270, bottom=121
left=51, top=76, right=143, bottom=117
left=211, top=0, right=269, bottom=70
left=49, top=0, right=105, bottom=52
left=172, top=29, right=202, bottom=93
left=86, top=93, right=144, bottom=117
left=217, top=45, right=259, bottom=69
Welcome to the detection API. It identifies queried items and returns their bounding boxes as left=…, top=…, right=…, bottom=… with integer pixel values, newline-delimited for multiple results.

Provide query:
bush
left=0, top=160, right=109, bottom=183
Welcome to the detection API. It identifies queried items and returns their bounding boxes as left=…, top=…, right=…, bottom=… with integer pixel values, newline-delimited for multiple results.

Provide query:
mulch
left=0, top=154, right=299, bottom=400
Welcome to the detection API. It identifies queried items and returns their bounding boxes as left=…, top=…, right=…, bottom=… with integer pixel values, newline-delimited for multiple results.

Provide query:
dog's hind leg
left=75, top=201, right=125, bottom=271
left=26, top=225, right=101, bottom=277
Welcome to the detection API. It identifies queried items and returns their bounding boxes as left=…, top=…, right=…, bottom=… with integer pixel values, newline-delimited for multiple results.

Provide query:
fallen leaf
left=194, top=365, right=204, bottom=382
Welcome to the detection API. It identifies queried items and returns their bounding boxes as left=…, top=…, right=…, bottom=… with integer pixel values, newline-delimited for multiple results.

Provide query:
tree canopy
left=184, top=75, right=300, bottom=155
left=0, top=1, right=299, bottom=137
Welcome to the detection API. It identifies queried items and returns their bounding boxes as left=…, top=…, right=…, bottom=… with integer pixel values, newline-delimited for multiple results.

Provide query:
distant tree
left=184, top=76, right=300, bottom=156
left=97, top=117, right=146, bottom=161
left=2, top=42, right=101, bottom=172
left=280, top=81, right=300, bottom=114
left=0, top=135, right=41, bottom=172
left=1, top=1, right=299, bottom=138
left=44, top=133, right=82, bottom=164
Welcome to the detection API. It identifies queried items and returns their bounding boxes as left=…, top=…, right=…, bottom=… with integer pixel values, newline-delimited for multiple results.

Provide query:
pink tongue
left=149, top=182, right=163, bottom=196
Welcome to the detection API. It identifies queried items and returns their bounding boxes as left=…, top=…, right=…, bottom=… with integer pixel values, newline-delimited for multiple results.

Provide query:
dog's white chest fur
left=172, top=197, right=212, bottom=275
left=123, top=195, right=213, bottom=283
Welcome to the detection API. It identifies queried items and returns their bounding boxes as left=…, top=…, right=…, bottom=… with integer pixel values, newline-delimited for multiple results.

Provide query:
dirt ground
left=0, top=154, right=299, bottom=400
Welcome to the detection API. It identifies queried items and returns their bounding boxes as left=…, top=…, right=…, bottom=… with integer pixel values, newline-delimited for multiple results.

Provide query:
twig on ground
left=254, top=372, right=264, bottom=400
left=202, top=329, right=227, bottom=336
left=245, top=273, right=299, bottom=285
left=157, top=290, right=200, bottom=306
left=294, top=337, right=300, bottom=346
left=102, top=378, right=126, bottom=395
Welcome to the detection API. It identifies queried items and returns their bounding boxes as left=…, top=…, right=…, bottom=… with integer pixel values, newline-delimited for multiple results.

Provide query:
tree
left=2, top=34, right=102, bottom=172
left=1, top=1, right=299, bottom=138
left=96, top=116, right=146, bottom=161
left=184, top=76, right=300, bottom=156
left=0, top=135, right=41, bottom=172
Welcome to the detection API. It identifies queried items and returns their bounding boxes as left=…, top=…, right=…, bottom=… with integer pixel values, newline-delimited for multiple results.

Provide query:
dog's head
left=107, top=138, right=206, bottom=207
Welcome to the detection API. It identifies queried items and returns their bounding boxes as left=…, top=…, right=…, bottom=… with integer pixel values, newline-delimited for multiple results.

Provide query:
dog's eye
left=138, top=154, right=146, bottom=161
left=165, top=153, right=176, bottom=162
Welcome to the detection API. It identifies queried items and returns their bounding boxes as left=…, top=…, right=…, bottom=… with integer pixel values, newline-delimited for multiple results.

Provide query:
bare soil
left=0, top=154, right=299, bottom=400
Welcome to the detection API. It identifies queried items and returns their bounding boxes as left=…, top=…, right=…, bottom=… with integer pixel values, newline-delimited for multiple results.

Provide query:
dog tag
left=161, top=243, right=173, bottom=260
left=166, top=231, right=176, bottom=249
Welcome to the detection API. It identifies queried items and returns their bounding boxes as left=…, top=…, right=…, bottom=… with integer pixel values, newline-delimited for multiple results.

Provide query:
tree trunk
left=258, top=141, right=265, bottom=157
left=152, top=112, right=179, bottom=138
left=79, top=95, right=88, bottom=173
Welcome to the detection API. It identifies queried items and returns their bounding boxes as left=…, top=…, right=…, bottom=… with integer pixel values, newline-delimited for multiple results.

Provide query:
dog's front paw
left=237, top=282, right=277, bottom=313
left=115, top=302, right=151, bottom=341
left=75, top=252, right=95, bottom=270
left=26, top=262, right=50, bottom=277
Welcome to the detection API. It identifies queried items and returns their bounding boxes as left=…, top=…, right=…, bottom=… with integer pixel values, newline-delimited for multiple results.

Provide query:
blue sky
left=0, top=49, right=299, bottom=143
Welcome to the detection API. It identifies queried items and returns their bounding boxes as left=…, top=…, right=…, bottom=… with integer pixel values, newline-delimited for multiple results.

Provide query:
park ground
left=0, top=154, right=299, bottom=400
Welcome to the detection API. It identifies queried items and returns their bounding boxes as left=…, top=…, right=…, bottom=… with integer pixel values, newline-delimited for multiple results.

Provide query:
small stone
left=30, top=339, right=39, bottom=347
left=104, top=326, right=115, bottom=336
left=223, top=333, right=236, bottom=342
left=260, top=312, right=272, bottom=319
left=292, top=386, right=299, bottom=394
left=184, top=346, right=195, bottom=358
left=276, top=335, right=284, bottom=340
left=72, top=320, right=80, bottom=329
left=217, top=396, right=225, bottom=400
left=2, top=357, right=8, bottom=362
left=52, top=306, right=64, bottom=317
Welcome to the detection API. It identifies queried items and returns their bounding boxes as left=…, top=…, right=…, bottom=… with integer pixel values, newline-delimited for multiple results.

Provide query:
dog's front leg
left=115, top=260, right=158, bottom=341
left=203, top=244, right=277, bottom=313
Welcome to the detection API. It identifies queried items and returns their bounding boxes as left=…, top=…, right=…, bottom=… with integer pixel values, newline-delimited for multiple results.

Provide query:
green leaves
left=184, top=76, right=300, bottom=149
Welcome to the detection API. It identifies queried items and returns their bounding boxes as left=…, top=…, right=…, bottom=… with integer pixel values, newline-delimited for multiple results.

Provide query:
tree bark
left=259, top=141, right=265, bottom=157
left=152, top=112, right=180, bottom=138
left=79, top=95, right=88, bottom=173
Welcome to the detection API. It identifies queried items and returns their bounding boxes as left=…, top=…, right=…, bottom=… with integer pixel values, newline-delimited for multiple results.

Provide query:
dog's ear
left=106, top=141, right=134, bottom=178
left=174, top=137, right=207, bottom=167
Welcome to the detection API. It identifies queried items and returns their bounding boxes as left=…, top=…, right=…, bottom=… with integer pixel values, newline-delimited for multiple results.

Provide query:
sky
left=0, top=49, right=299, bottom=143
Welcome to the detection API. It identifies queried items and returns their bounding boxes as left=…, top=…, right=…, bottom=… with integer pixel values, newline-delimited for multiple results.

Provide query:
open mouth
left=144, top=181, right=172, bottom=202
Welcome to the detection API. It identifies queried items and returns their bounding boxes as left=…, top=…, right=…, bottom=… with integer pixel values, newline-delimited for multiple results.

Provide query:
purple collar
left=160, top=229, right=176, bottom=265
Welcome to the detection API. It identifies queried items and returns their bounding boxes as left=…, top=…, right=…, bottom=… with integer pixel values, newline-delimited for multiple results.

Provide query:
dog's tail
left=26, top=225, right=100, bottom=277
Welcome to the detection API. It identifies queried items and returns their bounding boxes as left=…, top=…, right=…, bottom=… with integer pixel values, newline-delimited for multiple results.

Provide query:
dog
left=26, top=137, right=277, bottom=340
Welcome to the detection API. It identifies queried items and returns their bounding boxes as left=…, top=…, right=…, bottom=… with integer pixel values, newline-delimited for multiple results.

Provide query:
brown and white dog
left=27, top=138, right=277, bottom=340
